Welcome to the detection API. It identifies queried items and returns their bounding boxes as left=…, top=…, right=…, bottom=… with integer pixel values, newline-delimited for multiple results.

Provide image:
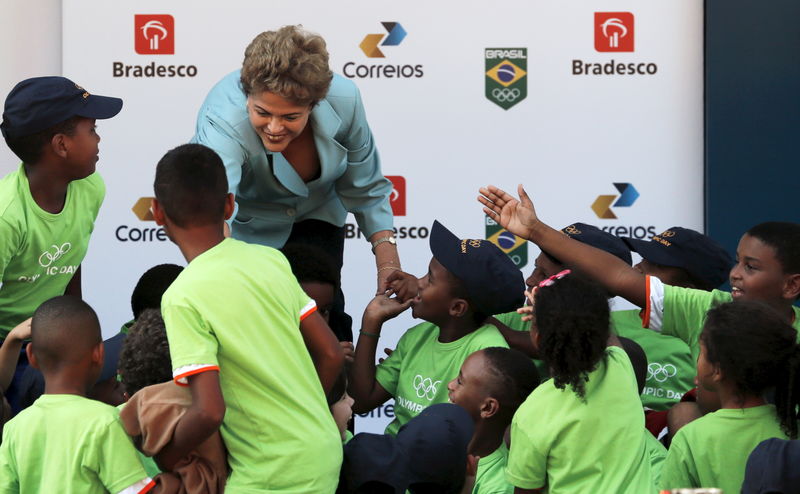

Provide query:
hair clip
left=538, top=269, right=571, bottom=288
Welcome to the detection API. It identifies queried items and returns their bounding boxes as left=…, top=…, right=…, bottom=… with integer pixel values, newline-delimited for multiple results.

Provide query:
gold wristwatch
left=371, top=235, right=397, bottom=253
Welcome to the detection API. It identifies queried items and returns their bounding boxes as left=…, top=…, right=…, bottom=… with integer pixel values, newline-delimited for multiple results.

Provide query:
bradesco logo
left=590, top=183, right=657, bottom=239
left=485, top=48, right=527, bottom=110
left=486, top=216, right=527, bottom=268
left=343, top=22, right=423, bottom=79
left=113, top=14, right=198, bottom=78
left=573, top=12, right=657, bottom=76
left=115, top=197, right=169, bottom=242
left=386, top=175, right=406, bottom=216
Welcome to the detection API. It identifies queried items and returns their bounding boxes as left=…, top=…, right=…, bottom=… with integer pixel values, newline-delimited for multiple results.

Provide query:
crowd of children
left=0, top=74, right=798, bottom=494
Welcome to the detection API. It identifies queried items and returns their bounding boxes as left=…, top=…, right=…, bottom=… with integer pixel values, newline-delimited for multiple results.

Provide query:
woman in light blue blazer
left=192, top=26, right=404, bottom=343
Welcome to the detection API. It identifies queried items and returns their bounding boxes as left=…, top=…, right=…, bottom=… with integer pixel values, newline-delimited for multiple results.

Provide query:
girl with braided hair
left=660, top=301, right=800, bottom=494
left=506, top=271, right=655, bottom=493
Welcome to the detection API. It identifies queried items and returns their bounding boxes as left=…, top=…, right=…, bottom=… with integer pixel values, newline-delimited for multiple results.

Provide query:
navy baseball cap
left=1, top=76, right=123, bottom=139
left=429, top=220, right=524, bottom=315
left=623, top=227, right=733, bottom=289
left=98, top=332, right=127, bottom=384
left=560, top=223, right=632, bottom=265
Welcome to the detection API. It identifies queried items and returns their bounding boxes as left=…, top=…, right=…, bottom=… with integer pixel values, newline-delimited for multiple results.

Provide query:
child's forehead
left=738, top=233, right=779, bottom=260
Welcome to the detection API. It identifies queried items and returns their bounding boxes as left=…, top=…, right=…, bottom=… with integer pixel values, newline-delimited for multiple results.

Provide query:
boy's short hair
left=31, top=296, right=101, bottom=373
left=4, top=116, right=81, bottom=164
left=130, top=264, right=184, bottom=319
left=118, top=309, right=172, bottom=396
left=153, top=143, right=228, bottom=228
left=481, top=347, right=539, bottom=420
left=281, top=244, right=340, bottom=287
left=746, top=222, right=800, bottom=275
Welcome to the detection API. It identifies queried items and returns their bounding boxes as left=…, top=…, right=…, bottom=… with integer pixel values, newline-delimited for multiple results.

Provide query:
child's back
left=163, top=237, right=341, bottom=490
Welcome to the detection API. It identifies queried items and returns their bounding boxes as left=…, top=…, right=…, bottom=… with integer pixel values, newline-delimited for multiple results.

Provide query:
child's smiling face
left=447, top=351, right=490, bottom=422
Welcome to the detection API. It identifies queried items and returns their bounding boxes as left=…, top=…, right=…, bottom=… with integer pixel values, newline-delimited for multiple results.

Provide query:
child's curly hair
left=534, top=273, right=609, bottom=400
left=118, top=309, right=173, bottom=396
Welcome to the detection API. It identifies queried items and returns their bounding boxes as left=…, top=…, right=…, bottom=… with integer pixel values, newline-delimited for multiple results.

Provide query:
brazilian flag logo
left=485, top=47, right=527, bottom=110
left=485, top=216, right=527, bottom=268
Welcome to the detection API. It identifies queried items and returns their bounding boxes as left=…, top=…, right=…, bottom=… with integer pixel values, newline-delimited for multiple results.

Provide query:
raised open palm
left=478, top=184, right=539, bottom=240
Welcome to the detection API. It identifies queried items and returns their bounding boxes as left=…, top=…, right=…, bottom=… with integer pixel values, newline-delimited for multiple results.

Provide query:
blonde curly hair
left=241, top=25, right=333, bottom=106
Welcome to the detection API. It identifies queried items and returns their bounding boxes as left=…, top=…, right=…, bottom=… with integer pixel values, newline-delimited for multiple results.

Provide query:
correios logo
left=591, top=183, right=639, bottom=219
left=114, top=14, right=197, bottom=78
left=386, top=175, right=406, bottom=216
left=116, top=197, right=168, bottom=242
left=135, top=15, right=174, bottom=55
left=485, top=48, right=527, bottom=111
left=343, top=22, right=423, bottom=79
left=594, top=12, right=634, bottom=52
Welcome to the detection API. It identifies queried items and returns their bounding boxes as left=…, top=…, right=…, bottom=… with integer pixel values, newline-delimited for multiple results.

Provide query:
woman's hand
left=478, top=184, right=539, bottom=240
left=382, top=270, right=419, bottom=303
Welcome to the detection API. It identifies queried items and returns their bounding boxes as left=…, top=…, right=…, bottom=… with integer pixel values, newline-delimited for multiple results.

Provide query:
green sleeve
left=375, top=330, right=407, bottom=396
left=0, top=217, right=21, bottom=283
left=96, top=416, right=151, bottom=493
left=493, top=311, right=529, bottom=332
left=86, top=172, right=106, bottom=223
left=659, top=430, right=699, bottom=490
left=0, top=432, right=19, bottom=494
left=162, top=301, right=220, bottom=372
left=645, top=432, right=667, bottom=487
left=505, top=419, right=546, bottom=489
left=662, top=286, right=730, bottom=360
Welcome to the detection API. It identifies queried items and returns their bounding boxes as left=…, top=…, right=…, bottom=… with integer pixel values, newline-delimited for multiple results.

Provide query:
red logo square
left=594, top=12, right=634, bottom=52
left=386, top=176, right=406, bottom=216
left=135, top=15, right=174, bottom=55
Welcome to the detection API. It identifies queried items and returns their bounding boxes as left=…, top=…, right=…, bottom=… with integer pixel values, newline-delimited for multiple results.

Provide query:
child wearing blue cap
left=0, top=76, right=122, bottom=411
left=349, top=220, right=521, bottom=435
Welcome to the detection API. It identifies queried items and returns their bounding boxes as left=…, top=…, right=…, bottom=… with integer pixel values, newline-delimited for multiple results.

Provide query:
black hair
left=746, top=222, right=800, bottom=275
left=281, top=243, right=340, bottom=287
left=117, top=309, right=173, bottom=396
left=326, top=370, right=347, bottom=407
left=481, top=347, right=540, bottom=421
left=153, top=143, right=228, bottom=228
left=701, top=301, right=800, bottom=438
left=130, top=264, right=184, bottom=319
left=31, top=296, right=101, bottom=372
left=618, top=336, right=648, bottom=394
left=4, top=116, right=81, bottom=164
left=534, top=274, right=610, bottom=400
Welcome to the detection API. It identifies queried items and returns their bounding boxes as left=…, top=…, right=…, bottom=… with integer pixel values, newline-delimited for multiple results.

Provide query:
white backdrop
left=25, top=0, right=706, bottom=433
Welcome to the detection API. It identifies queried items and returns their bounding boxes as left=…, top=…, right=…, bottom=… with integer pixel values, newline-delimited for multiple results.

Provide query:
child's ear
left=151, top=198, right=166, bottom=226
left=50, top=133, right=69, bottom=159
left=782, top=273, right=800, bottom=301
left=711, top=363, right=724, bottom=386
left=223, top=193, right=235, bottom=221
left=92, top=341, right=105, bottom=368
left=480, top=397, right=500, bottom=419
left=450, top=299, right=469, bottom=318
left=26, top=344, right=39, bottom=370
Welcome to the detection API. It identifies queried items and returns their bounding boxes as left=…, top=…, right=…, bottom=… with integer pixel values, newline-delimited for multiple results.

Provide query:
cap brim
left=429, top=220, right=459, bottom=266
left=98, top=332, right=126, bottom=383
left=77, top=94, right=123, bottom=120
left=623, top=237, right=683, bottom=269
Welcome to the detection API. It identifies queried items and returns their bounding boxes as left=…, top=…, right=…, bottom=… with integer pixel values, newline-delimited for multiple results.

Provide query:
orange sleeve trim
left=139, top=479, right=157, bottom=493
left=300, top=304, right=318, bottom=321
left=642, top=275, right=652, bottom=328
left=172, top=366, right=220, bottom=387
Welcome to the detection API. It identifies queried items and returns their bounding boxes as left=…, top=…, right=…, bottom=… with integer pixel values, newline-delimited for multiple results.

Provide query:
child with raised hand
left=349, top=220, right=520, bottom=435
left=0, top=296, right=153, bottom=493
left=478, top=185, right=800, bottom=353
left=447, top=347, right=539, bottom=494
left=506, top=272, right=654, bottom=493
left=151, top=143, right=344, bottom=492
left=660, top=301, right=800, bottom=493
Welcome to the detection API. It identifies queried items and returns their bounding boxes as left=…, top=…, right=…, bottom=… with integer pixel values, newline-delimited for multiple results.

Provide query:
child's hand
left=378, top=347, right=394, bottom=364
left=383, top=270, right=419, bottom=303
left=6, top=318, right=31, bottom=343
left=459, top=454, right=480, bottom=494
left=478, top=184, right=539, bottom=240
left=363, top=292, right=413, bottom=327
left=339, top=341, right=355, bottom=364
left=516, top=288, right=537, bottom=322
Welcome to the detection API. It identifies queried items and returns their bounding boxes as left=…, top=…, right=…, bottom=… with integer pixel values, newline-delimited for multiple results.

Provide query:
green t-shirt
left=611, top=309, right=695, bottom=410
left=506, top=347, right=655, bottom=493
left=644, top=276, right=800, bottom=361
left=0, top=165, right=104, bottom=337
left=660, top=405, right=787, bottom=493
left=162, top=238, right=341, bottom=493
left=644, top=429, right=667, bottom=487
left=0, top=394, right=152, bottom=493
left=473, top=442, right=513, bottom=494
left=375, top=322, right=509, bottom=436
left=492, top=311, right=549, bottom=378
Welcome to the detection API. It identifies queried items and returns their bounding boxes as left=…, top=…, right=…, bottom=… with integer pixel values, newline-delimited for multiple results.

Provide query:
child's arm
left=299, top=311, right=346, bottom=395
left=63, top=265, right=81, bottom=298
left=155, top=370, right=225, bottom=472
left=485, top=316, right=539, bottom=358
left=349, top=293, right=413, bottom=414
left=0, top=318, right=31, bottom=391
left=479, top=185, right=647, bottom=308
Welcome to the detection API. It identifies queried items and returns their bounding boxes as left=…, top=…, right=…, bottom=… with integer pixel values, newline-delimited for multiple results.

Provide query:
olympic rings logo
left=491, top=88, right=521, bottom=102
left=413, top=374, right=441, bottom=401
left=660, top=230, right=676, bottom=238
left=38, top=243, right=72, bottom=268
left=647, top=363, right=677, bottom=383
left=564, top=225, right=582, bottom=235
